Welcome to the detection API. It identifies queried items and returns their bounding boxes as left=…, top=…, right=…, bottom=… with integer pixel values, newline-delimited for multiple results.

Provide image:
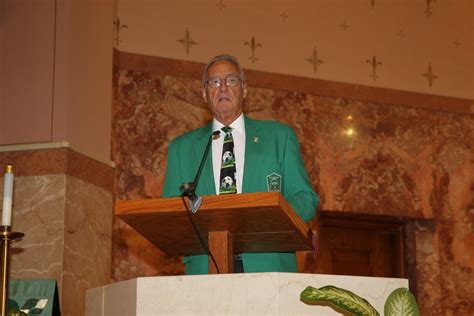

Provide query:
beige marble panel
left=61, top=175, right=113, bottom=316
left=85, top=286, right=104, bottom=316
left=0, top=173, right=114, bottom=316
left=88, top=273, right=409, bottom=315
left=6, top=175, right=66, bottom=285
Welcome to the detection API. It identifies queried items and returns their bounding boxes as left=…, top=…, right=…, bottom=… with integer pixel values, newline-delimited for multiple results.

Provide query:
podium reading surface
left=116, top=192, right=313, bottom=273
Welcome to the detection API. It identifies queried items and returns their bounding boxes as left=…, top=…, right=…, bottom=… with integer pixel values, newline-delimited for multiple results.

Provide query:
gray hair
left=202, top=54, right=246, bottom=86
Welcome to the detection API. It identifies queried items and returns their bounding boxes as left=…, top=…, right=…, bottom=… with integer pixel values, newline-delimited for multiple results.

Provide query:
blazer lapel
left=242, top=116, right=263, bottom=193
left=193, top=123, right=216, bottom=195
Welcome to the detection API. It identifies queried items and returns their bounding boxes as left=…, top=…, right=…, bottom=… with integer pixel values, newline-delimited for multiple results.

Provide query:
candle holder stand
left=0, top=226, right=24, bottom=316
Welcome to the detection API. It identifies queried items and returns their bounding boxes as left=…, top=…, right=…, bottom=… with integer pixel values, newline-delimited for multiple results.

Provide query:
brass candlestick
left=0, top=226, right=24, bottom=316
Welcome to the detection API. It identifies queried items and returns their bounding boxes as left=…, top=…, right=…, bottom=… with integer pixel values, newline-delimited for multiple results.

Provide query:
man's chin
left=214, top=103, right=235, bottom=114
left=214, top=111, right=241, bottom=125
left=216, top=100, right=234, bottom=107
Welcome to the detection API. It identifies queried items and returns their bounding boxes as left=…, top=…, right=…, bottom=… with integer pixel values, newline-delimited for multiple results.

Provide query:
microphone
left=180, top=130, right=220, bottom=213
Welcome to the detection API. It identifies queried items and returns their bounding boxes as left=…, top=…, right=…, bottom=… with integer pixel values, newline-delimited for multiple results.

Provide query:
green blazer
left=163, top=116, right=319, bottom=274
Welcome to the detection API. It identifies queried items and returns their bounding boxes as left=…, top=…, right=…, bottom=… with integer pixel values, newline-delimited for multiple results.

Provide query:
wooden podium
left=115, top=192, right=314, bottom=274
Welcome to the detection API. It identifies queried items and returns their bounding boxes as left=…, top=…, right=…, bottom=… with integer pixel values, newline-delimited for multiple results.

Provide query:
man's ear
left=243, top=86, right=248, bottom=99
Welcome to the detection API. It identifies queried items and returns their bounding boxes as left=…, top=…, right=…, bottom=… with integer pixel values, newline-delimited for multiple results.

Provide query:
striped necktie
left=219, top=126, right=237, bottom=194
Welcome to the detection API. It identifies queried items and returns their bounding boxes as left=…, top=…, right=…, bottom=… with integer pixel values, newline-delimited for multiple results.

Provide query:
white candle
left=2, top=165, right=14, bottom=226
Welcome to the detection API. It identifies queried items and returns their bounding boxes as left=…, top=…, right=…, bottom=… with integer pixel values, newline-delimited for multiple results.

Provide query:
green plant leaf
left=384, top=288, right=420, bottom=316
left=8, top=308, right=27, bottom=316
left=7, top=299, right=19, bottom=310
left=7, top=299, right=27, bottom=316
left=22, top=298, right=40, bottom=310
left=301, top=285, right=380, bottom=316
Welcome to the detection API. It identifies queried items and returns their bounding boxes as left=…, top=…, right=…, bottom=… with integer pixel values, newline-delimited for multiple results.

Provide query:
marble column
left=0, top=145, right=114, bottom=316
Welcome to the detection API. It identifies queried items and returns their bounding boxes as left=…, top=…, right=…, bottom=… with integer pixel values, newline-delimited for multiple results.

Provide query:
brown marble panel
left=114, top=49, right=474, bottom=115
left=112, top=62, right=474, bottom=313
left=113, top=68, right=472, bottom=216
left=412, top=218, right=474, bottom=314
left=0, top=148, right=115, bottom=192
left=112, top=218, right=183, bottom=281
left=66, top=149, right=115, bottom=193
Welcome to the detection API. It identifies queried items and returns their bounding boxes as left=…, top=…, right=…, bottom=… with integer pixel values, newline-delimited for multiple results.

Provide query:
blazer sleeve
left=282, top=126, right=319, bottom=222
left=162, top=139, right=182, bottom=198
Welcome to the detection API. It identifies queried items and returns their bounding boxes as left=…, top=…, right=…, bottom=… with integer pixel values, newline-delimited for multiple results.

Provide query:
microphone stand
left=179, top=130, right=221, bottom=273
left=180, top=130, right=220, bottom=214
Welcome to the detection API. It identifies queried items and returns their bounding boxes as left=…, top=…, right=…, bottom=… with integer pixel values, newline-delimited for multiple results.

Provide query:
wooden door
left=300, top=211, right=406, bottom=278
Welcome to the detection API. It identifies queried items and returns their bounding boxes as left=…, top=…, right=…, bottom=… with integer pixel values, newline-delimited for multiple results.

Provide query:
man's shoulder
left=170, top=123, right=212, bottom=145
left=246, top=117, right=292, bottom=133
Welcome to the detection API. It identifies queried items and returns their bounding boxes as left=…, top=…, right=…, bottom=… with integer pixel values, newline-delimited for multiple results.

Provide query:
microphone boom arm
left=180, top=130, right=220, bottom=213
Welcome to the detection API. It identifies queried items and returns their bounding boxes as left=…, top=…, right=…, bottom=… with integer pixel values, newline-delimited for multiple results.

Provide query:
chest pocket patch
left=266, top=172, right=282, bottom=192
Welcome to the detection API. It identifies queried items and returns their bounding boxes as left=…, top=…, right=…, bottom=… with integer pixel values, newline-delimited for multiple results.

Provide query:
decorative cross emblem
left=307, top=47, right=324, bottom=74
left=177, top=27, right=198, bottom=56
left=366, top=56, right=383, bottom=81
left=216, top=0, right=226, bottom=10
left=422, top=63, right=438, bottom=88
left=340, top=20, right=349, bottom=31
left=397, top=30, right=406, bottom=40
left=244, top=37, right=263, bottom=63
left=280, top=11, right=288, bottom=22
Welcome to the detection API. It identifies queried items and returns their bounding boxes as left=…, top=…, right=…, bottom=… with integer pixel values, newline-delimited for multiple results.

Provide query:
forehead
left=207, top=60, right=240, bottom=78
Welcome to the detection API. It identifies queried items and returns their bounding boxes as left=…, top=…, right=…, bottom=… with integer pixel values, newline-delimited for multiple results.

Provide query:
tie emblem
left=219, top=126, right=237, bottom=194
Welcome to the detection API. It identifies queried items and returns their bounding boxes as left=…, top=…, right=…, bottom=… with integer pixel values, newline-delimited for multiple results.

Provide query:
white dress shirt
left=212, top=113, right=246, bottom=194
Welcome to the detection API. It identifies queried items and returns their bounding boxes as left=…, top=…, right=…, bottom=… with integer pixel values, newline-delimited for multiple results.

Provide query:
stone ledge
left=0, top=146, right=115, bottom=192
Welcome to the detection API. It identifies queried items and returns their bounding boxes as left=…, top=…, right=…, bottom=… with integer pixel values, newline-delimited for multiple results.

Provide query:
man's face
left=203, top=60, right=247, bottom=126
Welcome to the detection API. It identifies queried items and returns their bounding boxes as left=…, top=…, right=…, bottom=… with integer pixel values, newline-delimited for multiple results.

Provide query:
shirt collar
left=212, top=113, right=245, bottom=135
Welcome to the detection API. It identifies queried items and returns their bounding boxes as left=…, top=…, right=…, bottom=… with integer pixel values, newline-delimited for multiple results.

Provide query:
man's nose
left=218, top=81, right=228, bottom=91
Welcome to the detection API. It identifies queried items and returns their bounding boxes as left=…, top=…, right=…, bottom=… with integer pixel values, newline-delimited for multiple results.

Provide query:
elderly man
left=163, top=54, right=319, bottom=274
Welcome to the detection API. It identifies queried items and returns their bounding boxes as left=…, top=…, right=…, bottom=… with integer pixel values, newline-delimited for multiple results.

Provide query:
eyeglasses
left=206, top=75, right=241, bottom=88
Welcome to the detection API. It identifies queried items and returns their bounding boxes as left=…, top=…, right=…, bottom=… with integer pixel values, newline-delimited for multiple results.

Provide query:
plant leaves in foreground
left=384, top=288, right=420, bottom=316
left=301, top=285, right=379, bottom=316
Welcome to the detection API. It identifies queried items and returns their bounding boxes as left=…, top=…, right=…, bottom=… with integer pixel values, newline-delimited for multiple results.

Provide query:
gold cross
left=216, top=0, right=226, bottom=10
left=307, top=47, right=324, bottom=74
left=340, top=20, right=349, bottom=31
left=177, top=27, right=198, bottom=56
left=397, top=30, right=406, bottom=40
left=422, top=63, right=438, bottom=88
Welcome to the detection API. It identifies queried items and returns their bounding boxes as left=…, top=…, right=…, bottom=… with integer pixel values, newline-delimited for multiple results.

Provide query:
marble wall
left=0, top=148, right=114, bottom=316
left=112, top=53, right=473, bottom=314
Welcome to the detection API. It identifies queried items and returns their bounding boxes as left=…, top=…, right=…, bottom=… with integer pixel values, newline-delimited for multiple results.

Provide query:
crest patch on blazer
left=266, top=173, right=281, bottom=192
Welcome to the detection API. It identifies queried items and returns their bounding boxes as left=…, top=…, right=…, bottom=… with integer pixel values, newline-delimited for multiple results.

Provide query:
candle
left=2, top=165, right=14, bottom=226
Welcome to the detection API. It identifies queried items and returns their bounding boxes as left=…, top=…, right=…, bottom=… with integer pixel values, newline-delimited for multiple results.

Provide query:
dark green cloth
left=8, top=279, right=59, bottom=315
